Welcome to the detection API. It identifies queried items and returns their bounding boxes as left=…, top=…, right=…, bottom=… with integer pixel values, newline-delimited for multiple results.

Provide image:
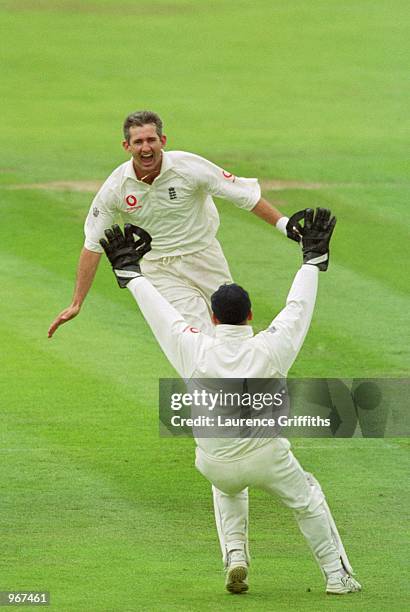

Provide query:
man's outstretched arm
left=188, top=155, right=294, bottom=239
left=262, top=264, right=319, bottom=375
left=260, top=208, right=337, bottom=375
left=126, top=276, right=200, bottom=378
left=99, top=224, right=201, bottom=378
left=251, top=197, right=305, bottom=242
left=251, top=196, right=287, bottom=230
left=48, top=247, right=101, bottom=338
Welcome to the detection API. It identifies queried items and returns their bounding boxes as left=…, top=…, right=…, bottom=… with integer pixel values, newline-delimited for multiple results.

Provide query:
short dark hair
left=211, top=283, right=251, bottom=325
left=123, top=110, right=163, bottom=142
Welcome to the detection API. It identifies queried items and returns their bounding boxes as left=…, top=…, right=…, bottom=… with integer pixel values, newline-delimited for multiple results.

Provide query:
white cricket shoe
left=326, top=572, right=362, bottom=595
left=225, top=550, right=248, bottom=594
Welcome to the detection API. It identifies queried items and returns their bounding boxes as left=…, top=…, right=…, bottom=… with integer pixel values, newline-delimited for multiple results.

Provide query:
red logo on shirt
left=125, top=194, right=142, bottom=211
left=126, top=195, right=138, bottom=207
left=222, top=170, right=235, bottom=182
left=183, top=325, right=200, bottom=334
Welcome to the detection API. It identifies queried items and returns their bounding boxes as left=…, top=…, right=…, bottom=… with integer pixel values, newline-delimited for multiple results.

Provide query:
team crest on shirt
left=168, top=187, right=177, bottom=200
left=222, top=170, right=236, bottom=182
left=93, top=206, right=99, bottom=217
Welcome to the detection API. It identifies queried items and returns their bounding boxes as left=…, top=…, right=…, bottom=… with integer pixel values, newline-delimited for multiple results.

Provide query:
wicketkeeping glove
left=286, top=209, right=306, bottom=242
left=299, top=207, right=337, bottom=271
left=99, top=224, right=152, bottom=287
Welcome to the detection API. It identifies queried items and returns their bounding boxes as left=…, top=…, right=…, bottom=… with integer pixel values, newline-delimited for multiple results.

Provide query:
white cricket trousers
left=195, top=438, right=344, bottom=575
left=141, top=238, right=233, bottom=335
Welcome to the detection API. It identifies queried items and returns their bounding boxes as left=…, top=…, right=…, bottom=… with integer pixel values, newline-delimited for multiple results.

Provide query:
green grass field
left=1, top=1, right=409, bottom=610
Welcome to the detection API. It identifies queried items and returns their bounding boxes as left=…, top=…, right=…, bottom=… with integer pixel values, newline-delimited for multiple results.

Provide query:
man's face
left=123, top=124, right=167, bottom=178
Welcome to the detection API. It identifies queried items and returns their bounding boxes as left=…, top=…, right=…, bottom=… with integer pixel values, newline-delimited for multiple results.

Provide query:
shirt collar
left=123, top=150, right=173, bottom=183
left=159, top=150, right=173, bottom=174
left=214, top=324, right=254, bottom=339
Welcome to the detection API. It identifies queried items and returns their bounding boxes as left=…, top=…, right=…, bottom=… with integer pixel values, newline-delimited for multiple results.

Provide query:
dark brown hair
left=123, top=110, right=163, bottom=142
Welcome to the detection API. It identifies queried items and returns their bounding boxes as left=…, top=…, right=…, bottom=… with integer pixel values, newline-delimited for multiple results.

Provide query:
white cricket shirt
left=127, top=264, right=318, bottom=459
left=84, top=151, right=261, bottom=260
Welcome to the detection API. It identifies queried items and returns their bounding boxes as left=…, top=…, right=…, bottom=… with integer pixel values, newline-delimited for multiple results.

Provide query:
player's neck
left=136, top=168, right=161, bottom=184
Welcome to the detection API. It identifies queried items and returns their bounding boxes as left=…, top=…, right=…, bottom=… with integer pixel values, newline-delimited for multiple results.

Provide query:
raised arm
left=261, top=265, right=319, bottom=375
left=126, top=276, right=200, bottom=377
left=260, top=208, right=337, bottom=375
left=99, top=224, right=201, bottom=378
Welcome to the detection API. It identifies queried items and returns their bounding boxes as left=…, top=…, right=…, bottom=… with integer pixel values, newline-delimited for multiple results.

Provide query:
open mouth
left=140, top=153, right=154, bottom=165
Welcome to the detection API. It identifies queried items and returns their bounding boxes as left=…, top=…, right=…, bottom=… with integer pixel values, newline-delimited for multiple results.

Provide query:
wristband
left=275, top=216, right=289, bottom=236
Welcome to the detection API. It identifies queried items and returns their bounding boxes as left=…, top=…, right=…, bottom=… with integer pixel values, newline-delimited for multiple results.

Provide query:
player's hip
left=141, top=237, right=232, bottom=294
left=194, top=438, right=291, bottom=494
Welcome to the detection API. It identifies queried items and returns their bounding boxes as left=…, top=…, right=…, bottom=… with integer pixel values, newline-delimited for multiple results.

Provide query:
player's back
left=191, top=324, right=283, bottom=379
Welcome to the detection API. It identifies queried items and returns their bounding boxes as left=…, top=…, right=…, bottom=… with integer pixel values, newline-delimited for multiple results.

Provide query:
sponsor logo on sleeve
left=183, top=325, right=200, bottom=334
left=222, top=170, right=236, bottom=182
left=168, top=187, right=177, bottom=200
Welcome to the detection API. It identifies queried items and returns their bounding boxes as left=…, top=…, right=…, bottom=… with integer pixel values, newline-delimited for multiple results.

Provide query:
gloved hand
left=99, top=224, right=152, bottom=287
left=286, top=209, right=306, bottom=242
left=299, top=208, right=337, bottom=271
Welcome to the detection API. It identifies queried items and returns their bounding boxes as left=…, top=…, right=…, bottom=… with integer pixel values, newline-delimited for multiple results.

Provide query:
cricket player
left=48, top=109, right=299, bottom=338
left=98, top=209, right=362, bottom=596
